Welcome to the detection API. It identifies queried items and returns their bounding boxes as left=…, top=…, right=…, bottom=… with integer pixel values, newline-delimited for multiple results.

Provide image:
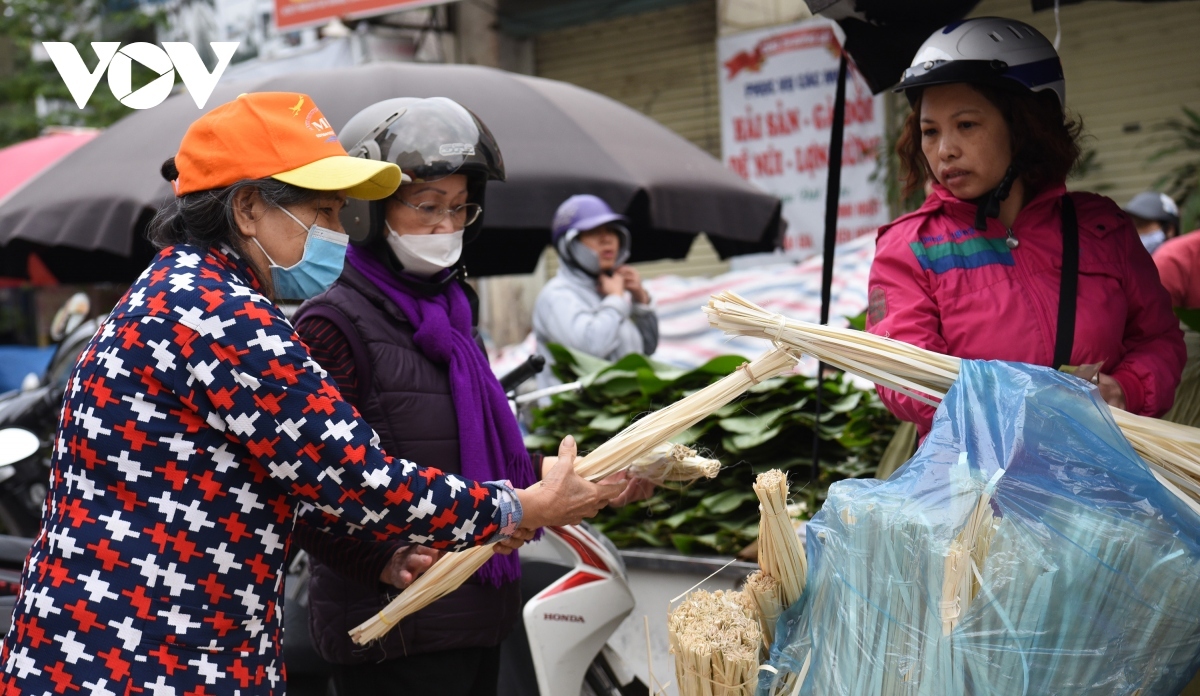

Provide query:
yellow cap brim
left=273, top=155, right=401, bottom=201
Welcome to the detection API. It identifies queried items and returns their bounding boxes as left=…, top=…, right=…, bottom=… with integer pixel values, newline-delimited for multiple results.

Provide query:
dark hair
left=897, top=85, right=1083, bottom=200
left=146, top=157, right=323, bottom=251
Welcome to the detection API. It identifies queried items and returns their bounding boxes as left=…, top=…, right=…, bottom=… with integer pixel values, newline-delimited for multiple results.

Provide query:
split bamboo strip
left=628, top=443, right=722, bottom=484
left=705, top=291, right=1200, bottom=506
left=668, top=589, right=761, bottom=696
left=752, top=471, right=807, bottom=608
left=350, top=347, right=797, bottom=645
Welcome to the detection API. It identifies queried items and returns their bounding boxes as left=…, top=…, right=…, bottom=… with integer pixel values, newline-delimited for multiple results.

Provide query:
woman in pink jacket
left=867, top=17, right=1185, bottom=438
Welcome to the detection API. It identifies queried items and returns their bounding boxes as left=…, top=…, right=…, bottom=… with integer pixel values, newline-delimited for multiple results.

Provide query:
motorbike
left=0, top=292, right=98, bottom=537
left=0, top=316, right=648, bottom=695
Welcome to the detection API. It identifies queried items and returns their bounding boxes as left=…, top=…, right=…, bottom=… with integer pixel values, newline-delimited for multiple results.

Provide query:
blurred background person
left=533, top=195, right=658, bottom=388
left=1123, top=190, right=1180, bottom=254
left=1155, top=224, right=1200, bottom=428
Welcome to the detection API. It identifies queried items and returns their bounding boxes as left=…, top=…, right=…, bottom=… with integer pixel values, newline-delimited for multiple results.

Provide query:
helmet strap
left=973, top=164, right=1019, bottom=232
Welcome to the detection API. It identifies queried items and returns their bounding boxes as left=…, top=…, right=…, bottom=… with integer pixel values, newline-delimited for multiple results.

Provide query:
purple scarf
left=346, top=246, right=536, bottom=586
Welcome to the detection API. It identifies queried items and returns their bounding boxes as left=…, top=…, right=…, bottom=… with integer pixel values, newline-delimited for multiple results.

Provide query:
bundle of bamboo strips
left=668, top=589, right=761, bottom=696
left=627, top=443, right=721, bottom=484
left=786, top=450, right=1200, bottom=694
left=350, top=347, right=797, bottom=645
left=705, top=291, right=1200, bottom=508
left=752, top=471, right=807, bottom=608
left=744, top=470, right=807, bottom=694
left=742, top=571, right=784, bottom=650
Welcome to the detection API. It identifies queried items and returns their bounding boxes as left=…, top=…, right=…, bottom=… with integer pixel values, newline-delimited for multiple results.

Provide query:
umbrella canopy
left=0, top=130, right=98, bottom=206
left=0, top=63, right=783, bottom=277
left=804, top=0, right=982, bottom=94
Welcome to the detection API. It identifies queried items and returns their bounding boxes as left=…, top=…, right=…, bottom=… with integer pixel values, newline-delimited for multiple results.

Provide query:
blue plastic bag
left=760, top=360, right=1200, bottom=695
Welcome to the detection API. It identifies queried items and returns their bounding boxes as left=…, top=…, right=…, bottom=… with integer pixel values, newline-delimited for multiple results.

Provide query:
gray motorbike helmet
left=1124, top=191, right=1180, bottom=232
left=896, top=17, right=1065, bottom=109
left=337, top=97, right=505, bottom=246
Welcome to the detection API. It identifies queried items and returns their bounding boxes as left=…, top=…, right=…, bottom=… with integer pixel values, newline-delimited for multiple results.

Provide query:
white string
left=671, top=557, right=740, bottom=603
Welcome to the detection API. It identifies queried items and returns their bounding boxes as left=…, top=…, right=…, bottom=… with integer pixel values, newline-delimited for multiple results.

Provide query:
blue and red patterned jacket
left=0, top=244, right=511, bottom=696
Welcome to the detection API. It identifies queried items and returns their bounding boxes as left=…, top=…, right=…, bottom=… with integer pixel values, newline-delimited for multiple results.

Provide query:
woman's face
left=920, top=83, right=1013, bottom=201
left=577, top=225, right=622, bottom=271
left=385, top=174, right=469, bottom=236
left=237, top=189, right=346, bottom=268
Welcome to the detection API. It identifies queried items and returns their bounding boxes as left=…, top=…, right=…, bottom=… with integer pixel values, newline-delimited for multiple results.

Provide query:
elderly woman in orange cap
left=0, top=92, right=623, bottom=695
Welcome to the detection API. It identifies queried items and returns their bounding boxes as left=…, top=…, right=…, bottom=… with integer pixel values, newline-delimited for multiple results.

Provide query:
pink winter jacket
left=867, top=182, right=1185, bottom=438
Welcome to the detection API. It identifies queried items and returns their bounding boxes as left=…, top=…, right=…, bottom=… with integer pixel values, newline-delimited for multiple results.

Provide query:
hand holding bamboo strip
left=350, top=347, right=797, bottom=645
left=705, top=291, right=1200, bottom=506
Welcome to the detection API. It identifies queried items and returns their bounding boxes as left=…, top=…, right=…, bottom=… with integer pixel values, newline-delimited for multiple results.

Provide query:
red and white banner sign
left=275, top=0, right=449, bottom=31
left=719, top=18, right=888, bottom=261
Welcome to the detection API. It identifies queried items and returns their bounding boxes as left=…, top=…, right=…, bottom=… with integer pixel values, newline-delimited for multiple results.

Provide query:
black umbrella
left=0, top=62, right=783, bottom=278
left=805, top=0, right=983, bottom=94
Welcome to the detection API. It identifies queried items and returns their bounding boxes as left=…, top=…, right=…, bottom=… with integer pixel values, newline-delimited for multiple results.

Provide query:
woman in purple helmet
left=532, top=195, right=659, bottom=389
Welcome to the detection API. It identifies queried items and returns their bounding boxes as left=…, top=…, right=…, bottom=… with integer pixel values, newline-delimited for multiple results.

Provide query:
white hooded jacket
left=532, top=263, right=659, bottom=388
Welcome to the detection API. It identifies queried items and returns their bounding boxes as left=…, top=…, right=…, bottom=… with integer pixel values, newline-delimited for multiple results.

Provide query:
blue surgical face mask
left=252, top=206, right=349, bottom=300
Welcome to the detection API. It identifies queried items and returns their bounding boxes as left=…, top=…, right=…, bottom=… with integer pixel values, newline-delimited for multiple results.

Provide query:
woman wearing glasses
left=290, top=97, right=615, bottom=695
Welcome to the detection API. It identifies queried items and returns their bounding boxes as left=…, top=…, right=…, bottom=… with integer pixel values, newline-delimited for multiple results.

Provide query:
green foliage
left=1150, top=106, right=1200, bottom=234
left=1176, top=308, right=1200, bottom=334
left=526, top=345, right=899, bottom=555
left=0, top=0, right=165, bottom=147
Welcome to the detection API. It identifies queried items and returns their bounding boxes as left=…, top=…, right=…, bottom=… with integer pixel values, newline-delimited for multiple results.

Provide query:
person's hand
left=1098, top=373, right=1127, bottom=411
left=516, top=436, right=627, bottom=528
left=598, top=470, right=656, bottom=507
left=380, top=546, right=441, bottom=590
left=540, top=456, right=558, bottom=479
left=494, top=527, right=535, bottom=556
left=616, top=266, right=650, bottom=304
left=597, top=272, right=625, bottom=297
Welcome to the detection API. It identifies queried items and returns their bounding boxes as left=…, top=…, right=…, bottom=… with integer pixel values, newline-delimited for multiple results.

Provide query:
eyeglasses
left=393, top=196, right=483, bottom=228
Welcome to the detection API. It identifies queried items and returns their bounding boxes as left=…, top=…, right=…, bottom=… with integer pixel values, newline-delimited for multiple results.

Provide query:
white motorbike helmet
left=896, top=17, right=1065, bottom=110
left=895, top=17, right=1067, bottom=231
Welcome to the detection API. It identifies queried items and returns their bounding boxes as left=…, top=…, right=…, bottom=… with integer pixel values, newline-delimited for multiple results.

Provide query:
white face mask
left=385, top=223, right=465, bottom=278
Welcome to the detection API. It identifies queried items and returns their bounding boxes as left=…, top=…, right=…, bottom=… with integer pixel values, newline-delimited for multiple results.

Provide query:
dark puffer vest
left=294, top=265, right=521, bottom=664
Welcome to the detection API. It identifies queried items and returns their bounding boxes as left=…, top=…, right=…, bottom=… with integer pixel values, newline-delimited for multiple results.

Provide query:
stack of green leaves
left=524, top=345, right=900, bottom=555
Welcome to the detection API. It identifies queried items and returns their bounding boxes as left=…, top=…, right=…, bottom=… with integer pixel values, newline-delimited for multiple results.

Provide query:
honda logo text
left=42, top=42, right=239, bottom=110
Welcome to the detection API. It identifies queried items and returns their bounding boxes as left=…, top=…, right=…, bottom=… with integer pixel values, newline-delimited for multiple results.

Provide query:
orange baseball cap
left=172, top=92, right=401, bottom=200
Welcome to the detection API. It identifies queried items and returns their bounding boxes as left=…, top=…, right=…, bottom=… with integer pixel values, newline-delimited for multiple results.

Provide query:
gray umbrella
left=0, top=62, right=782, bottom=278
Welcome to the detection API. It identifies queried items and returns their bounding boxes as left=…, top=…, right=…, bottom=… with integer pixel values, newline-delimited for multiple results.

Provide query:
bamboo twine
left=705, top=291, right=1200, bottom=506
left=350, top=347, right=796, bottom=645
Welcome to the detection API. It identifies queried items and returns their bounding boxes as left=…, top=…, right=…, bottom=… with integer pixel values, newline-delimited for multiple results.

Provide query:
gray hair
left=146, top=158, right=323, bottom=251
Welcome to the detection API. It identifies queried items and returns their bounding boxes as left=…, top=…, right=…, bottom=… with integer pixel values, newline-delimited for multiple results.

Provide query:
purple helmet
left=551, top=194, right=628, bottom=242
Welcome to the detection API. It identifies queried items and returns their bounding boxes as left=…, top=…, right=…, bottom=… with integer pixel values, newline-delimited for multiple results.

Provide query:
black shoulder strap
left=1054, top=195, right=1079, bottom=369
